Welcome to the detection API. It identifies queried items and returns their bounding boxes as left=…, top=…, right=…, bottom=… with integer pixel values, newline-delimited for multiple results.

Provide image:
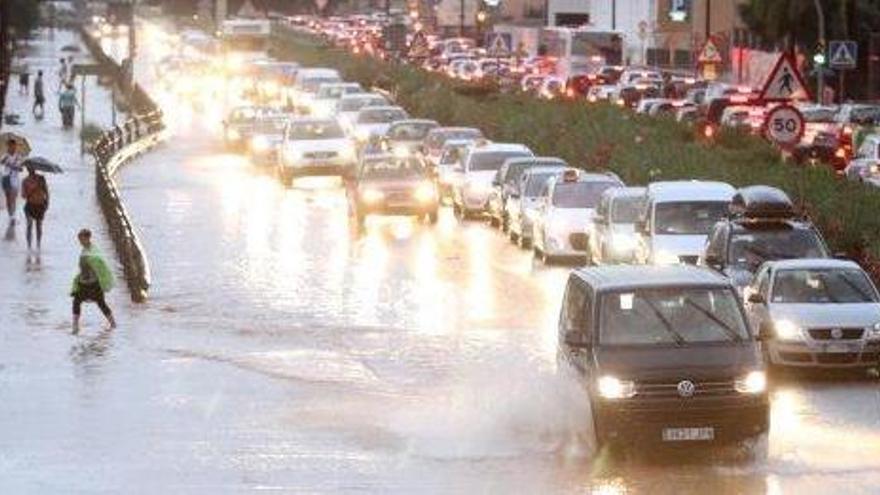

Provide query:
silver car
left=745, top=258, right=880, bottom=369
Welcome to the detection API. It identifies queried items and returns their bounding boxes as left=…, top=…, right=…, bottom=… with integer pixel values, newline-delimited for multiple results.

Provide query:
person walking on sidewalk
left=21, top=164, right=49, bottom=250
left=1, top=139, right=24, bottom=224
left=59, top=83, right=78, bottom=128
left=18, top=71, right=30, bottom=95
left=71, top=229, right=116, bottom=334
left=57, top=58, right=68, bottom=91
left=33, top=71, right=46, bottom=118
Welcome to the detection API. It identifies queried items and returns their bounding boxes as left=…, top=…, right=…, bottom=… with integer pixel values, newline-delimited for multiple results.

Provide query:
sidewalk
left=0, top=29, right=129, bottom=357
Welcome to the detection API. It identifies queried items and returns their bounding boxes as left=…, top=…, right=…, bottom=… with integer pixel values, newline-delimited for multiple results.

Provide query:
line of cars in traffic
left=214, top=47, right=880, bottom=450
left=288, top=14, right=880, bottom=189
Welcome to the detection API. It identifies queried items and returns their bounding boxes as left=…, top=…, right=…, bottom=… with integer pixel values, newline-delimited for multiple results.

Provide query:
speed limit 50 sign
left=763, top=105, right=805, bottom=148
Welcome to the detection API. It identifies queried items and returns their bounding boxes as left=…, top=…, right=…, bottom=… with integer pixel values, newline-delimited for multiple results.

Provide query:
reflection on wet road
left=17, top=20, right=879, bottom=493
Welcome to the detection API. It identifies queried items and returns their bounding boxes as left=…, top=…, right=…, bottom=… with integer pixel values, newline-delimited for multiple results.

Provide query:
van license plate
left=825, top=343, right=852, bottom=353
left=662, top=427, right=715, bottom=441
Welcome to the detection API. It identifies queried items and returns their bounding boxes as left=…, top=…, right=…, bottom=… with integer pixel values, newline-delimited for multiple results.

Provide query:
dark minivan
left=558, top=265, right=769, bottom=447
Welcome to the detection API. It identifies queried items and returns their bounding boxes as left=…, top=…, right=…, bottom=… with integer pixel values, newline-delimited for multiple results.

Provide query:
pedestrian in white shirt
left=1, top=139, right=24, bottom=224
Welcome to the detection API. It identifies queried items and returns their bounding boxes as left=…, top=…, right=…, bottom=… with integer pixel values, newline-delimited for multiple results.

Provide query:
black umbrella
left=61, top=44, right=81, bottom=53
left=22, top=156, right=63, bottom=174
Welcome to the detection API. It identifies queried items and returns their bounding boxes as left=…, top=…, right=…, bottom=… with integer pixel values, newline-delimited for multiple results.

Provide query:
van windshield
left=599, top=288, right=749, bottom=345
left=525, top=173, right=559, bottom=196
left=553, top=181, right=619, bottom=208
left=654, top=201, right=728, bottom=235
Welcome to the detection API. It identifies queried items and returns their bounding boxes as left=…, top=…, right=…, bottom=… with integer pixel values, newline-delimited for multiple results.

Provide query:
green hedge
left=271, top=30, right=880, bottom=262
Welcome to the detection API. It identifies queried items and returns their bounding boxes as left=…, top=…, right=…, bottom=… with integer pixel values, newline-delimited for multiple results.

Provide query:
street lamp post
left=813, top=0, right=825, bottom=104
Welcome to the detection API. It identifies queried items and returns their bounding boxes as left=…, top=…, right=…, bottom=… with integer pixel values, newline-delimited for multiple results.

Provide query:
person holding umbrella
left=71, top=228, right=116, bottom=334
left=21, top=164, right=49, bottom=250
left=1, top=138, right=25, bottom=224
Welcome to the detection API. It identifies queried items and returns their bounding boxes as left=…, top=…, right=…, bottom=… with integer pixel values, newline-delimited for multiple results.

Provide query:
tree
left=8, top=0, right=40, bottom=38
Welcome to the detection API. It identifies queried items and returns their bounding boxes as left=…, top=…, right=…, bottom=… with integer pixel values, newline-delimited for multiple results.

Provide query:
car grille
left=304, top=151, right=338, bottom=159
left=679, top=255, right=699, bottom=265
left=385, top=190, right=413, bottom=202
left=807, top=328, right=864, bottom=340
left=637, top=380, right=738, bottom=398
left=569, top=233, right=589, bottom=251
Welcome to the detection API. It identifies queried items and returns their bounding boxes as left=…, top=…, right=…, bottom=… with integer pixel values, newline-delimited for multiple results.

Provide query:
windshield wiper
left=684, top=298, right=743, bottom=343
left=642, top=298, right=687, bottom=346
left=833, top=274, right=873, bottom=303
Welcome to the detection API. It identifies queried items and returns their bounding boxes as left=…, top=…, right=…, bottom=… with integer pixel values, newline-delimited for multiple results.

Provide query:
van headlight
left=653, top=250, right=680, bottom=265
left=361, top=188, right=384, bottom=203
left=868, top=323, right=880, bottom=340
left=773, top=320, right=803, bottom=341
left=414, top=181, right=437, bottom=203
left=734, top=370, right=767, bottom=394
left=597, top=376, right=637, bottom=400
left=251, top=136, right=270, bottom=153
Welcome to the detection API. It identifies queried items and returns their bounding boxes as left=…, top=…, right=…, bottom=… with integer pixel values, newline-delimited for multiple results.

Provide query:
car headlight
left=227, top=128, right=241, bottom=141
left=392, top=144, right=410, bottom=158
left=611, top=234, right=638, bottom=252
left=251, top=136, right=270, bottom=153
left=653, top=250, right=680, bottom=265
left=597, top=376, right=637, bottom=400
left=355, top=128, right=370, bottom=142
left=361, top=189, right=384, bottom=203
left=414, top=181, right=437, bottom=203
left=340, top=144, right=356, bottom=160
left=773, top=320, right=803, bottom=341
left=868, top=323, right=880, bottom=340
left=282, top=145, right=303, bottom=163
left=734, top=370, right=767, bottom=395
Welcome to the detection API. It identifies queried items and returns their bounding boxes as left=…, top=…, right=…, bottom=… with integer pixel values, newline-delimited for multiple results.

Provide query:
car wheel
left=509, top=230, right=519, bottom=244
left=427, top=210, right=439, bottom=224
left=489, top=216, right=500, bottom=228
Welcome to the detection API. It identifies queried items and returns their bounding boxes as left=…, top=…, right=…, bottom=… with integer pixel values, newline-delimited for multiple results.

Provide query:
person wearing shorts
left=1, top=139, right=23, bottom=224
left=71, top=229, right=116, bottom=334
left=21, top=165, right=49, bottom=250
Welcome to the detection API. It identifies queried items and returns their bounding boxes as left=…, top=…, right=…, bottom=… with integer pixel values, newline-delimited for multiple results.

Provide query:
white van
left=635, top=181, right=735, bottom=265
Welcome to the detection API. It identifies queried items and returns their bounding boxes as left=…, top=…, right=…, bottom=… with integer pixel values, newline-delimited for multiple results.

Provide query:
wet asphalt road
left=3, top=22, right=880, bottom=494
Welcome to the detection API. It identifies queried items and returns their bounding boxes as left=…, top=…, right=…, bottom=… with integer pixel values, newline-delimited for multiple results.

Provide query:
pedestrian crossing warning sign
left=829, top=40, right=857, bottom=69
left=486, top=33, right=512, bottom=56
left=759, top=53, right=811, bottom=102
left=408, top=31, right=430, bottom=58
left=698, top=38, right=722, bottom=64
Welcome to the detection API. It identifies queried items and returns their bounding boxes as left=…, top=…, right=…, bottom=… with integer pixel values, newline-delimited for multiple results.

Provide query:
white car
left=435, top=138, right=477, bottom=201
left=844, top=133, right=880, bottom=186
left=588, top=186, right=645, bottom=265
left=309, top=82, right=364, bottom=117
left=635, top=181, right=736, bottom=265
left=451, top=142, right=533, bottom=218
left=507, top=165, right=568, bottom=248
left=277, top=117, right=357, bottom=185
left=347, top=105, right=409, bottom=144
left=745, top=259, right=880, bottom=369
left=532, top=169, right=624, bottom=264
left=335, top=93, right=390, bottom=129
left=291, top=68, right=342, bottom=109
left=380, top=119, right=439, bottom=157
left=246, top=114, right=292, bottom=166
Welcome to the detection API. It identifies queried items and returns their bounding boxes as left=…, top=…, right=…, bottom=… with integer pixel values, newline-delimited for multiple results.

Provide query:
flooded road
left=3, top=21, right=880, bottom=494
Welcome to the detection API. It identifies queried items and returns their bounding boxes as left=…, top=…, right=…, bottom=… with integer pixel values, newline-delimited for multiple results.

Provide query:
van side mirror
left=635, top=219, right=648, bottom=233
left=564, top=330, right=590, bottom=348
left=747, top=293, right=765, bottom=305
left=704, top=253, right=723, bottom=268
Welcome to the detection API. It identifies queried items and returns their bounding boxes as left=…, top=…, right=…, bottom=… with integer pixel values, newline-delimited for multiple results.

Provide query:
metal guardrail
left=90, top=110, right=163, bottom=303
left=81, top=27, right=165, bottom=303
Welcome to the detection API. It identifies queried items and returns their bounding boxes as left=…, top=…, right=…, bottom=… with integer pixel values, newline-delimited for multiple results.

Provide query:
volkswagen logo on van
left=831, top=328, right=843, bottom=340
left=677, top=380, right=696, bottom=398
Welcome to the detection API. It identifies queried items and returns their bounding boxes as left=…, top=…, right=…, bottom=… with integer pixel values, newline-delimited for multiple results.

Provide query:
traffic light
left=813, top=41, right=826, bottom=66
